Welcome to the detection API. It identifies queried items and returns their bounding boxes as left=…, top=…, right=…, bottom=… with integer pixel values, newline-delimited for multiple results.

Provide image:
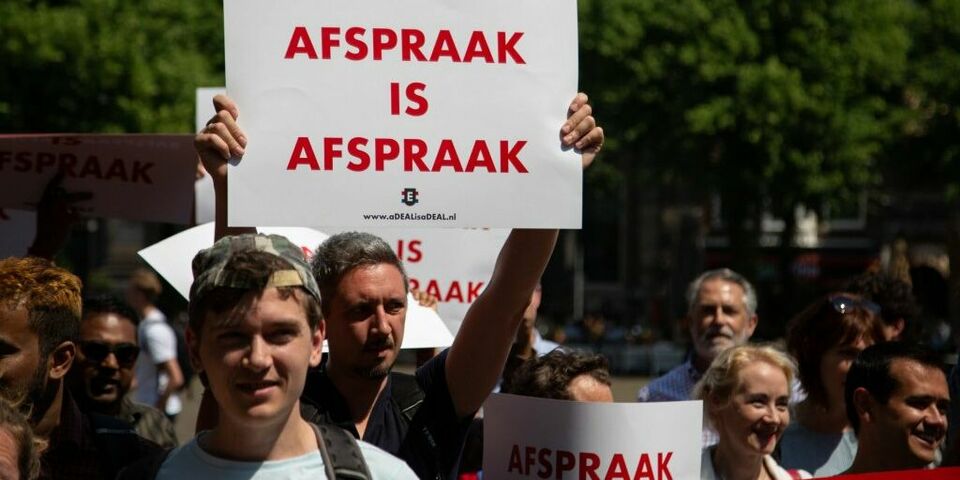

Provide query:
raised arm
left=195, top=95, right=256, bottom=240
left=444, top=93, right=602, bottom=418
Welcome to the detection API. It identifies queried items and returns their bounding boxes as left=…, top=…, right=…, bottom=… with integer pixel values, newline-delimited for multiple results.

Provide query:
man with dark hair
left=846, top=272, right=919, bottom=341
left=126, top=269, right=184, bottom=419
left=844, top=342, right=950, bottom=473
left=504, top=349, right=612, bottom=402
left=145, top=234, right=413, bottom=479
left=0, top=257, right=160, bottom=479
left=195, top=92, right=602, bottom=479
left=69, top=295, right=178, bottom=448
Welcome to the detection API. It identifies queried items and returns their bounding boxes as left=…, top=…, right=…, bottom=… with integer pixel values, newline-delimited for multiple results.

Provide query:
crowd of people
left=637, top=268, right=955, bottom=479
left=0, top=89, right=957, bottom=480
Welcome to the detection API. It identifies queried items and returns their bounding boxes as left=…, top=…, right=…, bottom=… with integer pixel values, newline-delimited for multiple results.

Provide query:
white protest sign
left=341, top=227, right=510, bottom=334
left=224, top=0, right=581, bottom=228
left=0, top=209, right=37, bottom=258
left=484, top=394, right=702, bottom=480
left=0, top=135, right=196, bottom=224
left=195, top=87, right=228, bottom=224
left=137, top=223, right=453, bottom=349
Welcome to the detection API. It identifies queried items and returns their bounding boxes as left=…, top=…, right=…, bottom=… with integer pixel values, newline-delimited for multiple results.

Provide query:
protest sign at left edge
left=0, top=134, right=197, bottom=224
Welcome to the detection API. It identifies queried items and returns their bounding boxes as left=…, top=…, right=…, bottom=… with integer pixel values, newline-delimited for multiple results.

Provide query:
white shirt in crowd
left=133, top=307, right=181, bottom=416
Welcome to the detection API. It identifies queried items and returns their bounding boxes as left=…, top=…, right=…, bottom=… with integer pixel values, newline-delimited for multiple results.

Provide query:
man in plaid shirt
left=637, top=268, right=759, bottom=447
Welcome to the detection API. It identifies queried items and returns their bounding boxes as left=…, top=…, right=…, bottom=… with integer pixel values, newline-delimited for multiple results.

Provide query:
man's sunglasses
left=79, top=341, right=140, bottom=367
left=829, top=295, right=882, bottom=316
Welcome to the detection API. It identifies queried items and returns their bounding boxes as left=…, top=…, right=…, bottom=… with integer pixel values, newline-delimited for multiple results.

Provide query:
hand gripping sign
left=484, top=394, right=702, bottom=480
left=195, top=87, right=228, bottom=224
left=137, top=223, right=453, bottom=350
left=224, top=0, right=581, bottom=228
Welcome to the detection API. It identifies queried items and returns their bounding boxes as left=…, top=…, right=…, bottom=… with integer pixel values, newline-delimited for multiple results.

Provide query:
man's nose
left=708, top=305, right=727, bottom=324
left=245, top=336, right=272, bottom=370
left=371, top=305, right=392, bottom=334
left=926, top=406, right=947, bottom=430
left=101, top=352, right=120, bottom=369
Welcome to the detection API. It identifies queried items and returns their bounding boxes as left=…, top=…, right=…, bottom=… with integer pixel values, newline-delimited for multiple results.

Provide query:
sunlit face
left=711, top=362, right=790, bottom=458
left=191, top=288, right=323, bottom=426
left=325, top=264, right=406, bottom=380
left=689, top=279, right=757, bottom=364
left=819, top=336, right=872, bottom=409
left=868, top=359, right=950, bottom=468
left=0, top=306, right=46, bottom=416
left=0, top=429, right=20, bottom=480
left=567, top=374, right=613, bottom=403
left=74, top=313, right=138, bottom=408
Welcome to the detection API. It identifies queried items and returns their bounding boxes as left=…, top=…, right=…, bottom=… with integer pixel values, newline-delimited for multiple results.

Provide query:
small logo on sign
left=401, top=188, right=419, bottom=206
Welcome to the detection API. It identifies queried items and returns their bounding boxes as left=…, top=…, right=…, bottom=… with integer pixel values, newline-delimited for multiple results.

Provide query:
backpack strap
left=313, top=423, right=372, bottom=480
left=390, top=372, right=446, bottom=480
left=390, top=372, right=425, bottom=423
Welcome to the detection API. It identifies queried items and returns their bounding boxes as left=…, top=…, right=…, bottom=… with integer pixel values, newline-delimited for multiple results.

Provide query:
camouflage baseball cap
left=189, top=233, right=320, bottom=303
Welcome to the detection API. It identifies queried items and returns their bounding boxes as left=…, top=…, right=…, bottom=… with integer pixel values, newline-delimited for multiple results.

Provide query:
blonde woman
left=694, top=345, right=810, bottom=480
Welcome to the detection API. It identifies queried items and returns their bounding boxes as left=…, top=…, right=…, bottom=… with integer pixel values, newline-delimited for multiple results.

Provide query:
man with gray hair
left=637, top=268, right=758, bottom=445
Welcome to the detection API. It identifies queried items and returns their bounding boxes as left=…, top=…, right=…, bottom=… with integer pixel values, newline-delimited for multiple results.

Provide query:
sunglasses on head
left=79, top=341, right=140, bottom=367
left=829, top=295, right=881, bottom=316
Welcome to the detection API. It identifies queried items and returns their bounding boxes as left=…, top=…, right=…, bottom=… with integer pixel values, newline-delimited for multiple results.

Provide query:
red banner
left=822, top=467, right=960, bottom=480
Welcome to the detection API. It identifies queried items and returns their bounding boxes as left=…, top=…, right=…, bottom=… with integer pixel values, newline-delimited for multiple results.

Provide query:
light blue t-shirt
left=157, top=434, right=417, bottom=479
left=778, top=422, right=857, bottom=477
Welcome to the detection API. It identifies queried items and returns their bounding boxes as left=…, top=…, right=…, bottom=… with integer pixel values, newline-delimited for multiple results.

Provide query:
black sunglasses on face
left=829, top=295, right=882, bottom=316
left=79, top=341, right=140, bottom=367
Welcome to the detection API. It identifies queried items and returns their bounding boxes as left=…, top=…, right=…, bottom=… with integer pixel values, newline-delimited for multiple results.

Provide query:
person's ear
left=745, top=314, right=759, bottom=338
left=47, top=341, right=76, bottom=380
left=891, top=318, right=906, bottom=339
left=309, top=319, right=325, bottom=367
left=853, top=387, right=874, bottom=424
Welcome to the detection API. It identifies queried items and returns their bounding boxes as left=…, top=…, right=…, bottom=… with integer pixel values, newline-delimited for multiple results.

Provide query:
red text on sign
left=507, top=445, right=673, bottom=480
left=0, top=151, right=154, bottom=184
left=287, top=137, right=528, bottom=173
left=408, top=278, right=484, bottom=303
left=390, top=82, right=428, bottom=116
left=284, top=26, right=525, bottom=64
left=395, top=239, right=423, bottom=263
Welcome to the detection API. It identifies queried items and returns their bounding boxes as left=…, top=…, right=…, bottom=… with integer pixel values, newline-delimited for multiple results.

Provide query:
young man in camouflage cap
left=151, top=234, right=415, bottom=479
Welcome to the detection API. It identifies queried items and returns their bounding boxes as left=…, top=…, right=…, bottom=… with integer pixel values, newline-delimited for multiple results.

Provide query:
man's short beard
left=2, top=363, right=49, bottom=420
left=354, top=360, right=395, bottom=380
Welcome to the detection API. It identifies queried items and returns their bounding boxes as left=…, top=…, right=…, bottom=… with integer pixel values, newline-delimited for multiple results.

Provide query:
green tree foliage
left=891, top=0, right=960, bottom=193
left=0, top=0, right=224, bottom=133
left=579, top=0, right=913, bottom=267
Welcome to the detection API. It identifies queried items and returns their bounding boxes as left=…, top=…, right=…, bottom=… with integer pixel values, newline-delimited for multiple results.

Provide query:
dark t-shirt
left=301, top=349, right=472, bottom=480
left=42, top=390, right=163, bottom=480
